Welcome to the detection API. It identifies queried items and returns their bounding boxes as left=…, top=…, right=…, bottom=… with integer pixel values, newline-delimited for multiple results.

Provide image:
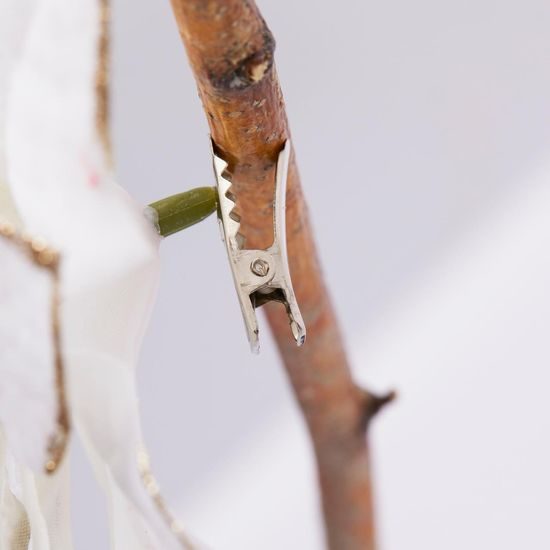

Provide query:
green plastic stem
left=147, top=187, right=218, bottom=237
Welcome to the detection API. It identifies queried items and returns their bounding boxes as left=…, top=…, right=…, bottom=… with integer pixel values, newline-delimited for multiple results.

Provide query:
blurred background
left=71, top=0, right=550, bottom=548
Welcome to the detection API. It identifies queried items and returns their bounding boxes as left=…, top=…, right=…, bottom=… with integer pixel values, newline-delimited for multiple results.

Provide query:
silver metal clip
left=212, top=140, right=306, bottom=353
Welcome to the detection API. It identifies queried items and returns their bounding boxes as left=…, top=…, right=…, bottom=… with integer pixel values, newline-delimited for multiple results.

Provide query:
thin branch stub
left=360, top=389, right=397, bottom=432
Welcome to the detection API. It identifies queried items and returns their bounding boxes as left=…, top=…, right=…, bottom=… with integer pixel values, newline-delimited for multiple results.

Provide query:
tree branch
left=168, top=1, right=390, bottom=548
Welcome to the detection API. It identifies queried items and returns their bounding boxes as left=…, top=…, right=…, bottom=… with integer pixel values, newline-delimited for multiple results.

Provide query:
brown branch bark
left=168, top=2, right=392, bottom=548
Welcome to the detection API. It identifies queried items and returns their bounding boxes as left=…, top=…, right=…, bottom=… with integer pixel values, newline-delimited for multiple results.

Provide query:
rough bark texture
left=169, top=2, right=392, bottom=548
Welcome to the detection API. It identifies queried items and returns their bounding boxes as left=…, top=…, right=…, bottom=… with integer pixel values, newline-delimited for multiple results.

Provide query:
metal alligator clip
left=212, top=140, right=306, bottom=353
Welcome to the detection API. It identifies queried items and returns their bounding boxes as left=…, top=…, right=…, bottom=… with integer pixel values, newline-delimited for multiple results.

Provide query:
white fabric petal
left=0, top=233, right=60, bottom=473
left=0, top=429, right=31, bottom=550
left=0, top=228, right=72, bottom=550
left=8, top=456, right=73, bottom=550
left=0, top=0, right=36, bottom=226
left=5, top=0, right=198, bottom=548
left=0, top=231, right=74, bottom=550
left=0, top=0, right=38, bottom=190
left=1, top=3, right=74, bottom=548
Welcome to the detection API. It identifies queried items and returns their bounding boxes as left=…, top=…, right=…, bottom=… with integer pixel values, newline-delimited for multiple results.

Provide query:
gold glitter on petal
left=0, top=220, right=16, bottom=237
left=96, top=0, right=112, bottom=162
left=137, top=449, right=196, bottom=549
left=0, top=225, right=70, bottom=475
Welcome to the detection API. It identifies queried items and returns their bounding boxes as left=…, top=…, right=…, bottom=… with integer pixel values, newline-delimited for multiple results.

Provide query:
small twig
left=168, top=2, right=391, bottom=548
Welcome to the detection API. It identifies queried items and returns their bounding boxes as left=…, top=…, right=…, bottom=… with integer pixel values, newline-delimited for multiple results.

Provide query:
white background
left=71, top=0, right=550, bottom=548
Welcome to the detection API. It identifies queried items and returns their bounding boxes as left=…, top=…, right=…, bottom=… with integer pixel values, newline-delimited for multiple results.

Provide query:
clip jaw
left=213, top=140, right=306, bottom=353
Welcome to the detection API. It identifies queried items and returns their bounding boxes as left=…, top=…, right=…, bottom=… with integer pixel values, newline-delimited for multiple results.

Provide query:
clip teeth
left=215, top=160, right=245, bottom=247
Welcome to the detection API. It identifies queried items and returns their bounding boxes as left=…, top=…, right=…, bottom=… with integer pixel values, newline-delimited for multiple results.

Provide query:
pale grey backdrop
left=71, top=0, right=550, bottom=548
